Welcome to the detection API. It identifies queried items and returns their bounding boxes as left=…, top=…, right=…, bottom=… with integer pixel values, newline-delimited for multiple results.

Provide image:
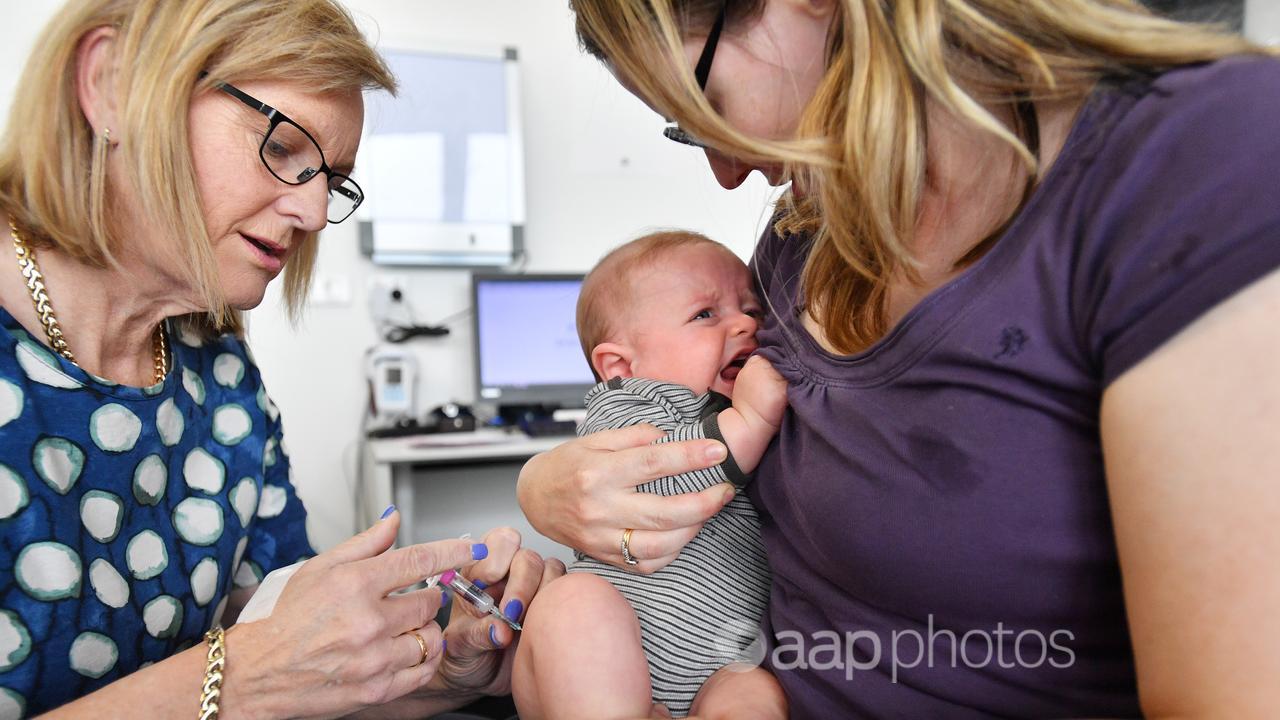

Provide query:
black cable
left=379, top=304, right=473, bottom=343
left=383, top=324, right=450, bottom=343
left=377, top=284, right=471, bottom=342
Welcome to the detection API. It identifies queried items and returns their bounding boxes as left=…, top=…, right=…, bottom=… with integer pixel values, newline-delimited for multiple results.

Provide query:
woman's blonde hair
left=0, top=0, right=395, bottom=338
left=570, top=0, right=1268, bottom=352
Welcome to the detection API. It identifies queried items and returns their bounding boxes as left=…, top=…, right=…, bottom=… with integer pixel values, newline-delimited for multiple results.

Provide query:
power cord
left=377, top=288, right=471, bottom=343
left=383, top=324, right=450, bottom=343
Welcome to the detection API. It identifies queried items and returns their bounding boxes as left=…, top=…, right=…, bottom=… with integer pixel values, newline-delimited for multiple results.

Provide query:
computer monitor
left=472, top=273, right=595, bottom=409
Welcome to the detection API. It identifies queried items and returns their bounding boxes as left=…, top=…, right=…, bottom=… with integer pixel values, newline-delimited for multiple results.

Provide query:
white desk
left=361, top=429, right=574, bottom=563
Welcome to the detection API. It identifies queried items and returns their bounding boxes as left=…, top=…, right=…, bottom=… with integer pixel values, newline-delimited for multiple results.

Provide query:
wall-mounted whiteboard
left=358, top=46, right=526, bottom=266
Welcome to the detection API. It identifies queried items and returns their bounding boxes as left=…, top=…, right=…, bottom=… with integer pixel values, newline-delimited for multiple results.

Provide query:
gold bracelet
left=199, top=625, right=226, bottom=720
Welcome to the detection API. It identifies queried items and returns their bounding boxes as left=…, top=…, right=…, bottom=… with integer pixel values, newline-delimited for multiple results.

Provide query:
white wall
left=1246, top=0, right=1280, bottom=44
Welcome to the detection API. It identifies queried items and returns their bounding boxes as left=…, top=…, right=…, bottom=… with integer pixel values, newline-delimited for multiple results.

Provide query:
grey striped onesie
left=569, top=377, right=772, bottom=717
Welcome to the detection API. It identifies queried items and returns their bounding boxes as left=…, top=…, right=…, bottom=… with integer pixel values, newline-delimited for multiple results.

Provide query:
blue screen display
left=476, top=278, right=595, bottom=389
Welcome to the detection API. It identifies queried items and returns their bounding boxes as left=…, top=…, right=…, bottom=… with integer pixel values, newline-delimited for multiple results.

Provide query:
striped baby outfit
left=569, top=377, right=771, bottom=717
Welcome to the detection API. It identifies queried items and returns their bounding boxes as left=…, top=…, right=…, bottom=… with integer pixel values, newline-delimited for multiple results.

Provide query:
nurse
left=0, top=0, right=561, bottom=716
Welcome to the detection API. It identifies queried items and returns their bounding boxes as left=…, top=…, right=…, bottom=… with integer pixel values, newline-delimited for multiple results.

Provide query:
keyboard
left=366, top=421, right=435, bottom=439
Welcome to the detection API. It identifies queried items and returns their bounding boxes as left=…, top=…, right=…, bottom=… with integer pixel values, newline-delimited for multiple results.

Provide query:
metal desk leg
left=360, top=443, right=393, bottom=531
left=391, top=462, right=416, bottom=548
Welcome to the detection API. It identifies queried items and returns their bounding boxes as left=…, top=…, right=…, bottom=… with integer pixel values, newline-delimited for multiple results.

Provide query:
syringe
left=438, top=569, right=523, bottom=632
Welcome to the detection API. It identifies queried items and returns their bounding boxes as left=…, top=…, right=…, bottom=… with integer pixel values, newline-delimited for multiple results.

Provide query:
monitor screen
left=473, top=274, right=595, bottom=407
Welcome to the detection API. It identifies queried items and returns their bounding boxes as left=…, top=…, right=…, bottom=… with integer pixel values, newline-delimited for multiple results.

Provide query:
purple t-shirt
left=747, top=57, right=1280, bottom=718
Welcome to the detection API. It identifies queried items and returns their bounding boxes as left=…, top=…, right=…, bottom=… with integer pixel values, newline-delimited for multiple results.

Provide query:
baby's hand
left=732, top=355, right=788, bottom=431
left=714, top=356, right=788, bottom=475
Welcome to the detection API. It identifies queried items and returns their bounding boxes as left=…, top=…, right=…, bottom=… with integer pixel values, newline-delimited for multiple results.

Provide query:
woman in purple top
left=518, top=1, right=1280, bottom=717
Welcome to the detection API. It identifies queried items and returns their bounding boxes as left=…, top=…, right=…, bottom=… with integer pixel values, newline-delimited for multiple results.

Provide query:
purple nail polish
left=471, top=543, right=488, bottom=561
left=473, top=579, right=487, bottom=590
left=379, top=504, right=396, bottom=520
left=441, top=639, right=447, bottom=655
left=489, top=624, right=502, bottom=648
left=440, top=589, right=451, bottom=606
left=503, top=599, right=523, bottom=621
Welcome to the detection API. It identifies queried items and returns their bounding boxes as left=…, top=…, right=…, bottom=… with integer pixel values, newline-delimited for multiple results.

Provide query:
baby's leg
left=513, top=572, right=653, bottom=720
left=688, top=663, right=788, bottom=720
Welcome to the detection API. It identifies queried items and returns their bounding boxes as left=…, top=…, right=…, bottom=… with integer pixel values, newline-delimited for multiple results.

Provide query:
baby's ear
left=591, top=343, right=633, bottom=382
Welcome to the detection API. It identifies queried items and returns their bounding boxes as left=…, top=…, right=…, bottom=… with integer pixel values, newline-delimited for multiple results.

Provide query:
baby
left=513, top=231, right=788, bottom=719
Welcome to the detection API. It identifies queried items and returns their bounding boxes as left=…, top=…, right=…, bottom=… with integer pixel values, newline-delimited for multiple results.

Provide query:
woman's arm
left=39, top=585, right=274, bottom=718
left=37, top=641, right=215, bottom=718
left=38, top=513, right=505, bottom=719
left=517, top=426, right=737, bottom=573
left=1101, top=266, right=1280, bottom=716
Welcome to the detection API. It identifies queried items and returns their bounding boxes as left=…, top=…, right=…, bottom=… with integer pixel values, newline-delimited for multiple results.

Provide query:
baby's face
left=617, top=244, right=763, bottom=396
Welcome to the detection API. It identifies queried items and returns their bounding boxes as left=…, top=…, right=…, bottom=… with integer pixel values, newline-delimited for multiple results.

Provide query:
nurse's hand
left=223, top=509, right=483, bottom=718
left=425, top=527, right=566, bottom=699
left=516, top=425, right=737, bottom=573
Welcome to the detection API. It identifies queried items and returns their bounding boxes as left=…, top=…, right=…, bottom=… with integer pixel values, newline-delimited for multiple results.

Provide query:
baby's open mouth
left=720, top=351, right=751, bottom=381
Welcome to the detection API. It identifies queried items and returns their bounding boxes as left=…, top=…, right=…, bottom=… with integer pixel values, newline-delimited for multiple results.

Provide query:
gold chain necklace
left=10, top=219, right=168, bottom=385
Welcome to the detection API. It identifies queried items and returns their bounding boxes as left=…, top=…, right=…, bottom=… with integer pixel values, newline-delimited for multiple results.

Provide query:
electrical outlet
left=368, top=274, right=407, bottom=298
left=367, top=274, right=408, bottom=324
left=311, top=274, right=353, bottom=307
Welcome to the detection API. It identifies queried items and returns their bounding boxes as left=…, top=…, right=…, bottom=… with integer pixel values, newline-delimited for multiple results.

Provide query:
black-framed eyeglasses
left=662, top=0, right=727, bottom=149
left=216, top=81, right=363, bottom=224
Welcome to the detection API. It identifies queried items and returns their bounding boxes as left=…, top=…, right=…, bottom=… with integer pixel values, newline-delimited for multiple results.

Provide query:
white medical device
left=366, top=346, right=419, bottom=425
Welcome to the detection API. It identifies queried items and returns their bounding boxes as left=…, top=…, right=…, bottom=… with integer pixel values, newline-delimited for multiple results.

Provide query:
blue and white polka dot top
left=0, top=308, right=313, bottom=717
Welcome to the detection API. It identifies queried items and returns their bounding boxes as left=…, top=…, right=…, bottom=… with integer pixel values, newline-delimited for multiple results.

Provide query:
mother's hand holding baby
left=517, top=422, right=736, bottom=573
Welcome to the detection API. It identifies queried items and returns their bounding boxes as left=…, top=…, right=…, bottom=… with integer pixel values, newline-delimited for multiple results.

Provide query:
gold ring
left=409, top=631, right=428, bottom=667
left=621, top=528, right=639, bottom=566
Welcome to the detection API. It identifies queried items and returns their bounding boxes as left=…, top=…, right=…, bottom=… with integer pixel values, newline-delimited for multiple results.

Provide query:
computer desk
left=360, top=428, right=576, bottom=565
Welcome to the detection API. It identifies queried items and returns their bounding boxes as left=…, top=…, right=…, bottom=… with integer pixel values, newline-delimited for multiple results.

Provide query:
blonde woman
left=517, top=0, right=1280, bottom=716
left=0, top=1, right=560, bottom=716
